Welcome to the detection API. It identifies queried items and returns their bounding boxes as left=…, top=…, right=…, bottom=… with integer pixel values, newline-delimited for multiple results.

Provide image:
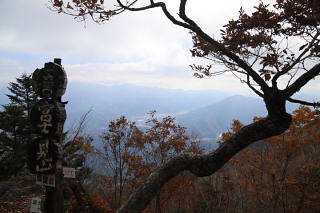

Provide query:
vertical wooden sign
left=29, top=58, right=67, bottom=213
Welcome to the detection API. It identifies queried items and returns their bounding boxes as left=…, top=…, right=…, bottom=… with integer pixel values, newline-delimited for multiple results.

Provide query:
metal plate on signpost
left=36, top=174, right=55, bottom=187
left=63, top=167, right=76, bottom=178
left=30, top=197, right=42, bottom=213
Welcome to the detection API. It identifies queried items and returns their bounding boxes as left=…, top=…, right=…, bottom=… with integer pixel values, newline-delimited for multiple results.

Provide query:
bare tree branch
left=288, top=98, right=320, bottom=107
left=71, top=108, right=92, bottom=143
left=272, top=31, right=320, bottom=88
left=116, top=0, right=156, bottom=12
left=247, top=74, right=264, bottom=98
left=116, top=0, right=193, bottom=29
left=178, top=0, right=198, bottom=27
left=284, top=63, right=320, bottom=97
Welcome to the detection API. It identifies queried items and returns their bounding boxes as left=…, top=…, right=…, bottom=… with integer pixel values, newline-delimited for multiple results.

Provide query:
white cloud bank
left=0, top=0, right=318, bottom=95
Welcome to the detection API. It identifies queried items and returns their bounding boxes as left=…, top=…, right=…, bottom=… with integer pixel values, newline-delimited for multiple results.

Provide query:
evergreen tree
left=0, top=73, right=37, bottom=180
left=6, top=73, right=37, bottom=117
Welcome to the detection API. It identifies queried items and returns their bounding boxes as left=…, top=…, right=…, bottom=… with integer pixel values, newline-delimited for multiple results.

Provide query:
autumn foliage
left=206, top=106, right=320, bottom=212
left=88, top=112, right=203, bottom=213
left=81, top=106, right=320, bottom=213
left=190, top=0, right=320, bottom=82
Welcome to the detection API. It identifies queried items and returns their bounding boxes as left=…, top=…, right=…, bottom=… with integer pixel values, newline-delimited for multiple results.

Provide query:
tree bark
left=155, top=191, right=161, bottom=213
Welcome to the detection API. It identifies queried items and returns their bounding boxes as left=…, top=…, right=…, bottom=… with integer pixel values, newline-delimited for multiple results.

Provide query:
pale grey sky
left=0, top=0, right=319, bottom=95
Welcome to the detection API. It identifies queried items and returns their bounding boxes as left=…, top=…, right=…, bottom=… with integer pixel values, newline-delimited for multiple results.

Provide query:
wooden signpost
left=29, top=58, right=68, bottom=213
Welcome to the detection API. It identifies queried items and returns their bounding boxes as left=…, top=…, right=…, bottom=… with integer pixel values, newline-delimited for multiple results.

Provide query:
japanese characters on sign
left=36, top=139, right=53, bottom=172
left=30, top=100, right=66, bottom=173
left=29, top=59, right=67, bottom=174
left=31, top=99, right=66, bottom=137
left=36, top=100, right=54, bottom=135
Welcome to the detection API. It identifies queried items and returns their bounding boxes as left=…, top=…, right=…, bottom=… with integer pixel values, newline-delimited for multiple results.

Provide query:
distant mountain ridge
left=1, top=81, right=316, bottom=150
left=62, top=82, right=230, bottom=130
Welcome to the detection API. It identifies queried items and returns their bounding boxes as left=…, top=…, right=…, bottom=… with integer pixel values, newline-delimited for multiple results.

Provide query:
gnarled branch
left=178, top=0, right=198, bottom=27
left=117, top=113, right=292, bottom=213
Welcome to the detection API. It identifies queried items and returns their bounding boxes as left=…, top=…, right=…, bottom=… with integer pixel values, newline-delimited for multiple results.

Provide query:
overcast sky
left=0, top=0, right=318, bottom=95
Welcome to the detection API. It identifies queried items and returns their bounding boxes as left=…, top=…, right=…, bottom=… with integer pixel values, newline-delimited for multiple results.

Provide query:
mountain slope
left=177, top=95, right=267, bottom=139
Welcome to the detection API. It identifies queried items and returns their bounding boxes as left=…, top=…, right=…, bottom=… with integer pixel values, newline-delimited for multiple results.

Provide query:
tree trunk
left=155, top=191, right=161, bottom=213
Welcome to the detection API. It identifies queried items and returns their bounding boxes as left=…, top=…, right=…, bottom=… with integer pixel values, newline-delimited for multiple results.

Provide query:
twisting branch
left=178, top=0, right=198, bottom=27
left=288, top=98, right=320, bottom=107
left=118, top=0, right=194, bottom=29
left=116, top=0, right=194, bottom=29
left=117, top=113, right=292, bottom=213
left=157, top=2, right=193, bottom=29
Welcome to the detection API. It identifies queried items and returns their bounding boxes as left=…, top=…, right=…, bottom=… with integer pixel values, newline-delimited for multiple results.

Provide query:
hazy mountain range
left=62, top=82, right=230, bottom=131
left=0, top=82, right=317, bottom=149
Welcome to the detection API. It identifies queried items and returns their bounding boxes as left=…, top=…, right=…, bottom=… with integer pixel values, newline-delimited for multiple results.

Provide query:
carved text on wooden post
left=29, top=60, right=67, bottom=174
